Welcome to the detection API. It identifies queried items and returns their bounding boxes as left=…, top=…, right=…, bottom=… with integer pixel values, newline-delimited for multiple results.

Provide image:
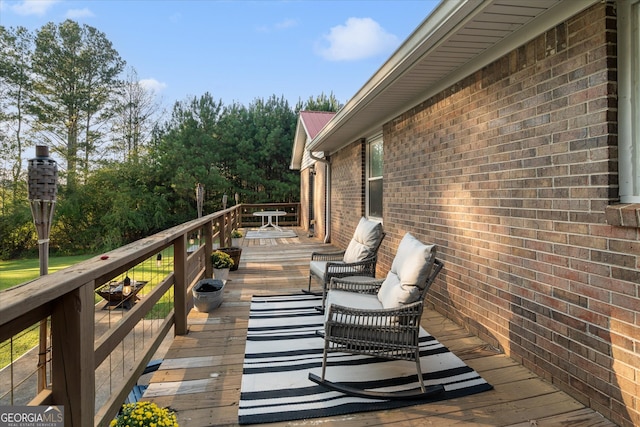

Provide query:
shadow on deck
left=142, top=227, right=615, bottom=427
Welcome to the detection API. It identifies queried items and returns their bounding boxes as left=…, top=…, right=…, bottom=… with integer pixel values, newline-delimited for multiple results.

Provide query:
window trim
left=618, top=0, right=640, bottom=203
left=366, top=133, right=383, bottom=220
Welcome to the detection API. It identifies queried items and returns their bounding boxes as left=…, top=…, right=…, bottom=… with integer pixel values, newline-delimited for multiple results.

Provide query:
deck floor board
left=145, top=227, right=615, bottom=427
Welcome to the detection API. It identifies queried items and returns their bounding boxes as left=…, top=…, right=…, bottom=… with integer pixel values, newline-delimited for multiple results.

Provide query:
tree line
left=0, top=20, right=341, bottom=259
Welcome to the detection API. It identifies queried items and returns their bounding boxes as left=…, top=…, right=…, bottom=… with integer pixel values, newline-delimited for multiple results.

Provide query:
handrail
left=0, top=203, right=303, bottom=426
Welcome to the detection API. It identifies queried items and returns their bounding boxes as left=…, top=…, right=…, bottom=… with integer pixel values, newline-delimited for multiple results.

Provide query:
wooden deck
left=143, top=228, right=615, bottom=427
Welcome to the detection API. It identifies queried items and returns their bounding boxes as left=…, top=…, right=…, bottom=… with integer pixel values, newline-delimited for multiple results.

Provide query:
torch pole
left=28, top=146, right=58, bottom=393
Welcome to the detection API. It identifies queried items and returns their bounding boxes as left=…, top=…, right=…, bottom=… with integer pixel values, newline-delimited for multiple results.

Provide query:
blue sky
left=0, top=0, right=439, bottom=109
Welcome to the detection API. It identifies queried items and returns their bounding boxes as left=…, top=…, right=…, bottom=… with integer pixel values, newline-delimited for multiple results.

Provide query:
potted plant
left=111, top=401, right=178, bottom=427
left=211, top=250, right=234, bottom=281
left=231, top=229, right=244, bottom=247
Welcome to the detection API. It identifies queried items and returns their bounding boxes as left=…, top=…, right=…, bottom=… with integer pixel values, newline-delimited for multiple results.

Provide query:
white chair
left=303, top=217, right=385, bottom=309
left=309, top=233, right=444, bottom=399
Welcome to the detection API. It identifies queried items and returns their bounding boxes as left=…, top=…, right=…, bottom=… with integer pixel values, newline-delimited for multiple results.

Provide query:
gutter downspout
left=308, top=151, right=330, bottom=243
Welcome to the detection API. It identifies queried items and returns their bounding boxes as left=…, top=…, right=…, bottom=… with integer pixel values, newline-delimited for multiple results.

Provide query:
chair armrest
left=311, top=250, right=345, bottom=261
left=325, top=256, right=377, bottom=279
left=329, top=276, right=384, bottom=295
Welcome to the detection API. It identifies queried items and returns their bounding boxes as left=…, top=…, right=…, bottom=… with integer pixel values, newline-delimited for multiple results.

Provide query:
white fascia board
left=290, top=116, right=308, bottom=170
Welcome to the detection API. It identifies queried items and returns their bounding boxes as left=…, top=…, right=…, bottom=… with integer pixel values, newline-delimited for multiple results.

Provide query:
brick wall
left=330, top=141, right=366, bottom=247
left=329, top=3, right=637, bottom=426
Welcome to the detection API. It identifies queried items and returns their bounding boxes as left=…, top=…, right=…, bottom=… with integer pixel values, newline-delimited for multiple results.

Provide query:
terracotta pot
left=218, top=247, right=242, bottom=271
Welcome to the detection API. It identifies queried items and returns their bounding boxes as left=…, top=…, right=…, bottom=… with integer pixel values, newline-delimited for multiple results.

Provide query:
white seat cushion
left=325, top=290, right=383, bottom=322
left=310, top=260, right=335, bottom=279
left=343, top=217, right=383, bottom=263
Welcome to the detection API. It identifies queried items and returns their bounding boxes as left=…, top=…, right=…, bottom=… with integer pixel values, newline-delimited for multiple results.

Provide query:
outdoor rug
left=245, top=229, right=297, bottom=239
left=238, top=294, right=493, bottom=424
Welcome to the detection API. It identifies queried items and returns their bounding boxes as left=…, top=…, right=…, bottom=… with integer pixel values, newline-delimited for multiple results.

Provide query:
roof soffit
left=308, top=0, right=599, bottom=154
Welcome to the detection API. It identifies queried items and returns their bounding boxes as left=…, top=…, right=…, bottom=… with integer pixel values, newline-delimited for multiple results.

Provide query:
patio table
left=253, top=211, right=286, bottom=232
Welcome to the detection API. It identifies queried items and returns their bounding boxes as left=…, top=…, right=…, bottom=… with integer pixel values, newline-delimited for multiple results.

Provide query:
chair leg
left=415, top=351, right=426, bottom=393
left=301, top=275, right=313, bottom=294
left=302, top=274, right=322, bottom=296
left=313, top=278, right=329, bottom=313
left=320, top=342, right=329, bottom=381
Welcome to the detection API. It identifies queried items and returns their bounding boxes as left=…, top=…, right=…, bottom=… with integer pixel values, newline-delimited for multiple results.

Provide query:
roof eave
left=308, top=0, right=600, bottom=154
left=289, top=116, right=308, bottom=170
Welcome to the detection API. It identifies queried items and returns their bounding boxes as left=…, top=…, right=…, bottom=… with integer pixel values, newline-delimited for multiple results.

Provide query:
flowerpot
left=213, top=267, right=230, bottom=281
left=218, top=247, right=242, bottom=271
left=192, top=279, right=225, bottom=312
left=232, top=237, right=242, bottom=247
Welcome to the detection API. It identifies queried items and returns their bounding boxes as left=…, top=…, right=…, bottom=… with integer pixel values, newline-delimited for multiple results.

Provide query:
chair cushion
left=377, top=233, right=435, bottom=309
left=325, top=290, right=383, bottom=322
left=377, top=271, right=421, bottom=309
left=310, top=260, right=333, bottom=279
left=343, top=217, right=383, bottom=263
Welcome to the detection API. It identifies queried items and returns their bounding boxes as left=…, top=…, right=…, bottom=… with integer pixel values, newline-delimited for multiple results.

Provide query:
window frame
left=366, top=133, right=383, bottom=220
left=618, top=0, right=640, bottom=203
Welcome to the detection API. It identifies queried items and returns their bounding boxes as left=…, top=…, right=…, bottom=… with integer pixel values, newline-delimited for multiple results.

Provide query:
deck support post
left=51, top=281, right=95, bottom=427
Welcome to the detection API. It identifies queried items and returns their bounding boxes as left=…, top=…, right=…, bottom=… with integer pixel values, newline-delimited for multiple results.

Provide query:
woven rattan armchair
left=303, top=217, right=385, bottom=306
left=309, top=233, right=444, bottom=399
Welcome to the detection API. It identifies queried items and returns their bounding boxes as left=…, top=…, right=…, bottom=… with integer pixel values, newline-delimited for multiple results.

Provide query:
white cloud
left=140, top=78, right=167, bottom=94
left=7, top=0, right=59, bottom=16
left=275, top=18, right=298, bottom=30
left=66, top=7, right=94, bottom=19
left=257, top=18, right=298, bottom=33
left=316, top=17, right=399, bottom=61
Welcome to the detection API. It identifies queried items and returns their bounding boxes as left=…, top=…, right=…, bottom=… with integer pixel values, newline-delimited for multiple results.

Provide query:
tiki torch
left=196, top=183, right=204, bottom=219
left=196, top=183, right=204, bottom=241
left=27, top=145, right=58, bottom=392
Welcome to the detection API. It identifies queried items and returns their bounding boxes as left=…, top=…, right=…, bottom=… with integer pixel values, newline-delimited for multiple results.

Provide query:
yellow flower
left=112, top=402, right=177, bottom=427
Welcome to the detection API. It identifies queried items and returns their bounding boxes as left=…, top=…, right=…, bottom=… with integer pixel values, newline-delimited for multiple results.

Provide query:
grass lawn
left=0, top=254, right=96, bottom=291
left=0, top=254, right=95, bottom=370
left=1, top=249, right=175, bottom=370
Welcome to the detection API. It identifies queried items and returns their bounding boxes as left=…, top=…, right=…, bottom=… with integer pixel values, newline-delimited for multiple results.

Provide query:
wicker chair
left=308, top=233, right=444, bottom=399
left=303, top=217, right=385, bottom=308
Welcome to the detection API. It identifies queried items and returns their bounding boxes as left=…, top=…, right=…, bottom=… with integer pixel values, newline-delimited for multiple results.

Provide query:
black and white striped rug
left=238, top=294, right=493, bottom=424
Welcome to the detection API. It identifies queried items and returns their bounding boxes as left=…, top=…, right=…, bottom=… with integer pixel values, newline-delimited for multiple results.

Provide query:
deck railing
left=0, top=202, right=299, bottom=426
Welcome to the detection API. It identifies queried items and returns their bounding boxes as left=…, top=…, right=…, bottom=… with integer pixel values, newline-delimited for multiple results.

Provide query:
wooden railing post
left=174, top=234, right=188, bottom=335
left=205, top=219, right=213, bottom=279
left=51, top=282, right=95, bottom=427
left=217, top=215, right=225, bottom=248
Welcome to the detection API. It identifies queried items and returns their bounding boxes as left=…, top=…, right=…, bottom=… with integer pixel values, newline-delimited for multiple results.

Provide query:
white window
left=367, top=134, right=383, bottom=219
left=618, top=0, right=640, bottom=202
